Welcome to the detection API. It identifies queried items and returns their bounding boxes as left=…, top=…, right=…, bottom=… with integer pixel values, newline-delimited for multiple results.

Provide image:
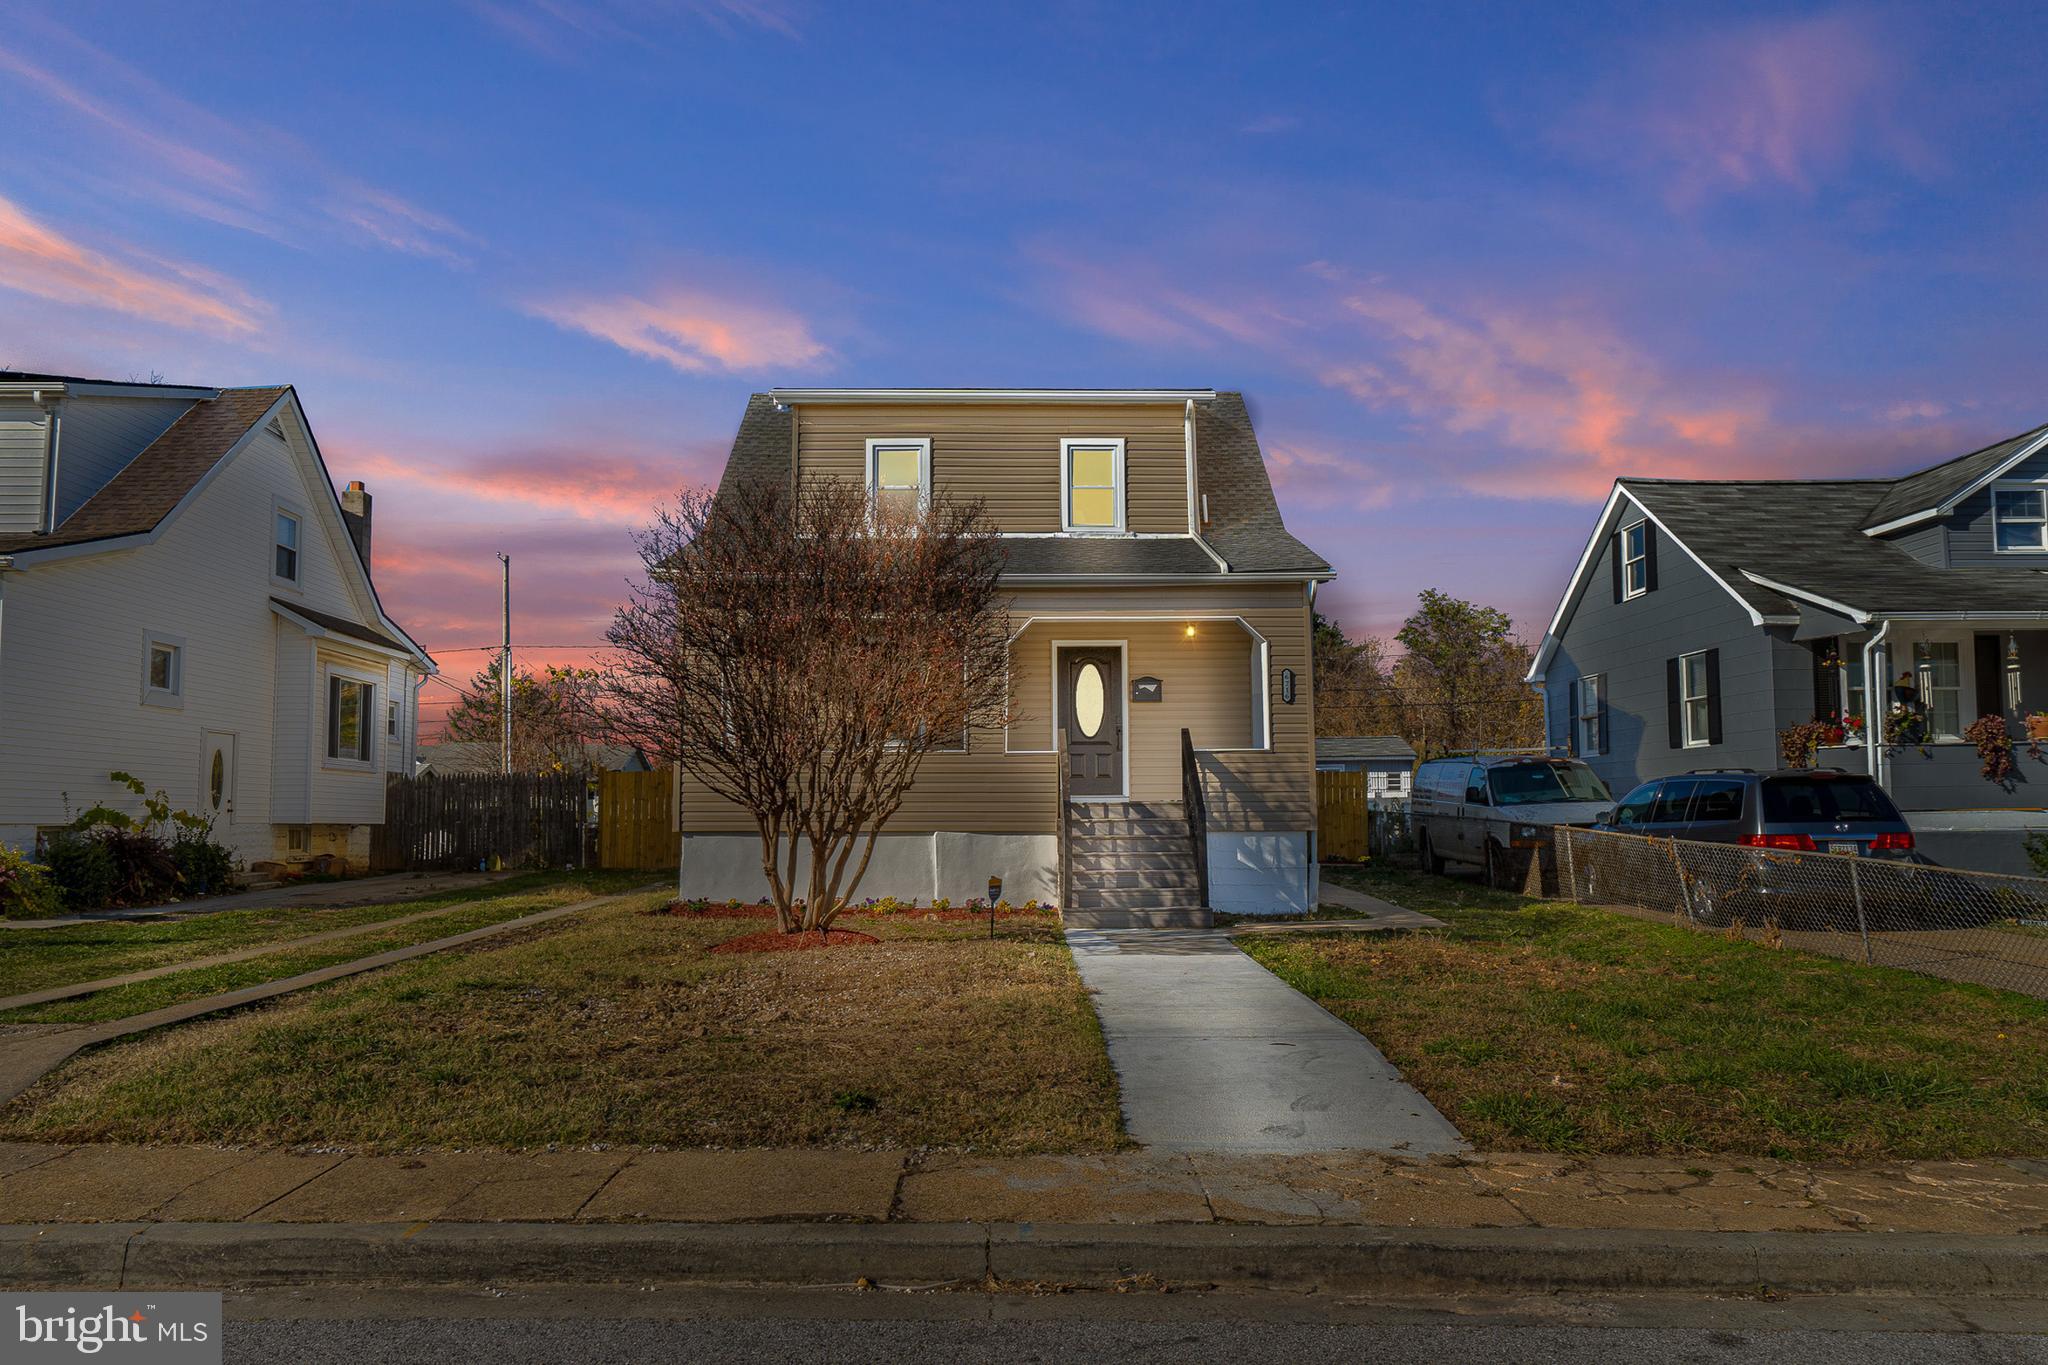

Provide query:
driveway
left=1064, top=928, right=1465, bottom=1156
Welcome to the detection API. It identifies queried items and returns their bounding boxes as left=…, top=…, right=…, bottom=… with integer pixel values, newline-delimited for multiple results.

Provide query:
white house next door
left=201, top=730, right=237, bottom=825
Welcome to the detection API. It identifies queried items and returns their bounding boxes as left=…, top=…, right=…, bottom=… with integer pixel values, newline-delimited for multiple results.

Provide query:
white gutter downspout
left=31, top=390, right=61, bottom=533
left=1862, top=620, right=1890, bottom=787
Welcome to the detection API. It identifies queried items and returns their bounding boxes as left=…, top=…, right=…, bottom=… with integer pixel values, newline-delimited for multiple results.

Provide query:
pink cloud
left=0, top=193, right=266, bottom=336
left=342, top=438, right=719, bottom=522
left=1025, top=242, right=1292, bottom=351
left=466, top=0, right=800, bottom=56
left=529, top=286, right=830, bottom=374
left=0, top=17, right=474, bottom=260
left=1551, top=13, right=1932, bottom=208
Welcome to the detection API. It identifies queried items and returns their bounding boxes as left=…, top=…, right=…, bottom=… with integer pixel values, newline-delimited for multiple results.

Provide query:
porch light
left=1184, top=623, right=1197, bottom=638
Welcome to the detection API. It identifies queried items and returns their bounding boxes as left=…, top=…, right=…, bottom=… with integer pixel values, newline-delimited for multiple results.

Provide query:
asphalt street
left=221, top=1286, right=2048, bottom=1364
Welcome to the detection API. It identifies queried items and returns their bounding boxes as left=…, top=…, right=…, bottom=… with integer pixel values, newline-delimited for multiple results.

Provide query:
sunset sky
left=4, top=2, right=2046, bottom=734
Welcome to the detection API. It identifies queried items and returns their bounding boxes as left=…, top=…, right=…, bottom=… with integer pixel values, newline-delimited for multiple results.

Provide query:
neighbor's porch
left=1814, top=622, right=2048, bottom=812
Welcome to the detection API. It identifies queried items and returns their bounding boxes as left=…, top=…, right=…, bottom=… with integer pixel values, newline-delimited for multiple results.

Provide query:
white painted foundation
left=678, top=832, right=1059, bottom=906
left=1206, top=831, right=1314, bottom=916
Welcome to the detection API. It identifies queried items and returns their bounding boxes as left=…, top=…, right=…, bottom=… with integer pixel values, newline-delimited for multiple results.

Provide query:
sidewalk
left=5, top=1142, right=2045, bottom=1236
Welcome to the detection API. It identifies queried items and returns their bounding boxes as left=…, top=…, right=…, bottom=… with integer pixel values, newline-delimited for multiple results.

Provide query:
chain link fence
left=1553, top=826, right=2048, bottom=1000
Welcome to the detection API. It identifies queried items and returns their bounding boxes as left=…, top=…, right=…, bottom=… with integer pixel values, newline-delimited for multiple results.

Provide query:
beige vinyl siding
left=679, top=582, right=1314, bottom=837
left=793, top=402, right=1189, bottom=534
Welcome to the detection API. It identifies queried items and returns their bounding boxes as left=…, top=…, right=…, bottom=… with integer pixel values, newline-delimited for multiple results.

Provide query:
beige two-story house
left=680, top=388, right=1334, bottom=924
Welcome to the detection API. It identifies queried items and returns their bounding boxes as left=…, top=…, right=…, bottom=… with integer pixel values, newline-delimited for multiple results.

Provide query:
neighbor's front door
left=1060, top=648, right=1122, bottom=797
left=201, top=731, right=237, bottom=825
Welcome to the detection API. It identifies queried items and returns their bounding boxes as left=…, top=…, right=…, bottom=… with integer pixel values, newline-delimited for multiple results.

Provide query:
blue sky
left=3, top=1, right=2045, bottom=729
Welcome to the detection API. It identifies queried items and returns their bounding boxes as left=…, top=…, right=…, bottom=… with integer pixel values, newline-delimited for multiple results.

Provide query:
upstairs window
left=1621, top=520, right=1649, bottom=597
left=1993, top=485, right=2048, bottom=552
left=275, top=509, right=301, bottom=582
left=865, top=439, right=930, bottom=524
left=1062, top=438, right=1125, bottom=533
left=327, top=675, right=373, bottom=762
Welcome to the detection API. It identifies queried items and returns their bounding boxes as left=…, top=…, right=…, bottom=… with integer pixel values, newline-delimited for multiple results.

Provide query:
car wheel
left=1418, top=830, right=1445, bottom=876
left=1684, top=874, right=1731, bottom=928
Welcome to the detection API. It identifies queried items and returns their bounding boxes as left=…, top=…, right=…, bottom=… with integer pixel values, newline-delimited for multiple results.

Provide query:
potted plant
left=2025, top=712, right=2048, bottom=742
left=1885, top=705, right=1928, bottom=747
left=1843, top=713, right=1865, bottom=742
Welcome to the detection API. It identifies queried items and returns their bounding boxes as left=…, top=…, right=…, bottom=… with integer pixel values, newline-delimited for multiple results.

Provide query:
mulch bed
left=655, top=901, right=779, bottom=919
left=708, top=929, right=881, bottom=954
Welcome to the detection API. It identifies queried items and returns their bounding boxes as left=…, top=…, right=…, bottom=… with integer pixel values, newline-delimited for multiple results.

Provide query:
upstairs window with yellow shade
left=1062, top=438, right=1125, bottom=533
left=864, top=438, right=930, bottom=525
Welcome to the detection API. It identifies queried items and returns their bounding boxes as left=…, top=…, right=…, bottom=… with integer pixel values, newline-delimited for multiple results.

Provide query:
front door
left=201, top=731, right=237, bottom=826
left=1059, top=648, right=1122, bottom=797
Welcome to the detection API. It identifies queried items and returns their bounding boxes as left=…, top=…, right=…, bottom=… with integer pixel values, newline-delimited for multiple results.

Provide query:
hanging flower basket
left=2025, top=713, right=2048, bottom=742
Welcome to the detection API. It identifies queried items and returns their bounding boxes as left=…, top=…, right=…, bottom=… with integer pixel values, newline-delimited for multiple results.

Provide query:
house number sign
left=1281, top=668, right=1296, bottom=704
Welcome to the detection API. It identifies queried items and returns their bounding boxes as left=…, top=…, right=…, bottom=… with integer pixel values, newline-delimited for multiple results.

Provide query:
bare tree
left=603, top=478, right=1009, bottom=933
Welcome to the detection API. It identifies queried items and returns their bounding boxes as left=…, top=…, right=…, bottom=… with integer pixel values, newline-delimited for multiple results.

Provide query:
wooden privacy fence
left=371, top=772, right=585, bottom=873
left=599, top=769, right=678, bottom=870
left=1317, top=769, right=1371, bottom=862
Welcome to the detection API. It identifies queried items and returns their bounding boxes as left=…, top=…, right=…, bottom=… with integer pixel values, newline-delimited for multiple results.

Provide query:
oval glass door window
left=1074, top=663, right=1106, bottom=737
left=209, top=751, right=226, bottom=809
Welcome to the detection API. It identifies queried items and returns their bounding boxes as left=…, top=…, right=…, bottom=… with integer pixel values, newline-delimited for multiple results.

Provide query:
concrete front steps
left=1062, top=799, right=1212, bottom=930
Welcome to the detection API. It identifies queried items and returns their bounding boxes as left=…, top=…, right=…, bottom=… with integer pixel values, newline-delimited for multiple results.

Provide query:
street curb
left=3, top=1222, right=2045, bottom=1297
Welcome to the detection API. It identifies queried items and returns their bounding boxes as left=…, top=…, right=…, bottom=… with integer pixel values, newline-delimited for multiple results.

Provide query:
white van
left=1411, top=755, right=1614, bottom=885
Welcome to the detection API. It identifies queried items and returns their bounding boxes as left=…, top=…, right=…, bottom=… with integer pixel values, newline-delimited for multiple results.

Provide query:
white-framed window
left=386, top=700, right=399, bottom=739
left=1992, top=483, right=2048, bottom=553
left=1838, top=646, right=1867, bottom=734
left=864, top=438, right=930, bottom=524
left=1621, top=520, right=1649, bottom=598
left=1578, top=673, right=1604, bottom=756
left=1921, top=641, right=1963, bottom=739
left=273, top=503, right=303, bottom=584
left=326, top=673, right=375, bottom=764
left=141, top=630, right=185, bottom=709
left=1061, top=437, right=1125, bottom=534
left=1680, top=650, right=1712, bottom=747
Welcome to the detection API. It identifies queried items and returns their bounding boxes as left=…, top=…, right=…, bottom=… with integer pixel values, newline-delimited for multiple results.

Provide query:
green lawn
left=0, top=903, right=1123, bottom=1154
left=0, top=871, right=645, bottom=1004
left=0, top=871, right=652, bottom=1024
left=1238, top=865, right=2048, bottom=1161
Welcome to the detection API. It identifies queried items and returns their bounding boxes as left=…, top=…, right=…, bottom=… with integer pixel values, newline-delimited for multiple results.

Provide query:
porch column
left=1862, top=621, right=1890, bottom=787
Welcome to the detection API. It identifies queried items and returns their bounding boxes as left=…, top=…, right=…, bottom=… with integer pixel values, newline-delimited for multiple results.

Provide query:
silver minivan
left=1411, top=754, right=1615, bottom=885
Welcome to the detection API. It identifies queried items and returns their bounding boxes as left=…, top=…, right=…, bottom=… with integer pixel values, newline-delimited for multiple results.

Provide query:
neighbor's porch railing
left=1181, top=727, right=1211, bottom=910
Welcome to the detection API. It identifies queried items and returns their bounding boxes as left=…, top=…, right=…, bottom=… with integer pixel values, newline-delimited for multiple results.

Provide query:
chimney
left=339, top=480, right=372, bottom=570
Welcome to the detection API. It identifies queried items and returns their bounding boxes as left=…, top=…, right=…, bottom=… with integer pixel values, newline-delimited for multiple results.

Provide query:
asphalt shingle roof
left=1316, top=736, right=1416, bottom=762
left=713, top=390, right=1330, bottom=580
left=0, top=387, right=287, bottom=554
left=1861, top=424, right=2048, bottom=531
left=1625, top=478, right=2048, bottom=618
left=272, top=598, right=412, bottom=654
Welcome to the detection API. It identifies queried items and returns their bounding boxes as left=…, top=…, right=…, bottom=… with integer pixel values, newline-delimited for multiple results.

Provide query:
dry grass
left=1239, top=866, right=2048, bottom=1162
left=0, top=900, right=1122, bottom=1154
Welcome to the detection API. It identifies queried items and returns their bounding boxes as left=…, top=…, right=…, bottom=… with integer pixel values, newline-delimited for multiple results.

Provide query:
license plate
left=1827, top=841, right=1859, bottom=856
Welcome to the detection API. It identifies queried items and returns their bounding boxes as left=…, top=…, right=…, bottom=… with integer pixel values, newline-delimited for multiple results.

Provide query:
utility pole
left=499, top=552, right=512, bottom=776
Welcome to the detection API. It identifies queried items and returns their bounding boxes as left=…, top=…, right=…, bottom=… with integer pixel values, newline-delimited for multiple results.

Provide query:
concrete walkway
left=1315, top=879, right=1448, bottom=930
left=1064, top=928, right=1466, bottom=1156
left=1, top=870, right=519, bottom=929
left=0, top=886, right=655, bottom=1105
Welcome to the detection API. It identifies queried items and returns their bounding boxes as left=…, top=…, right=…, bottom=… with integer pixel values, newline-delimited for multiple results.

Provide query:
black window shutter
left=1643, top=523, right=1659, bottom=593
left=1610, top=533, right=1623, bottom=604
left=1666, top=658, right=1682, bottom=749
left=1596, top=675, right=1610, bottom=756
left=1705, top=649, right=1723, bottom=745
left=326, top=677, right=340, bottom=759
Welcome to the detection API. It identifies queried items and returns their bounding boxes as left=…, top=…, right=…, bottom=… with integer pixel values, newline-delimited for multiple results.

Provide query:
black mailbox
left=1131, top=676, right=1163, bottom=703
